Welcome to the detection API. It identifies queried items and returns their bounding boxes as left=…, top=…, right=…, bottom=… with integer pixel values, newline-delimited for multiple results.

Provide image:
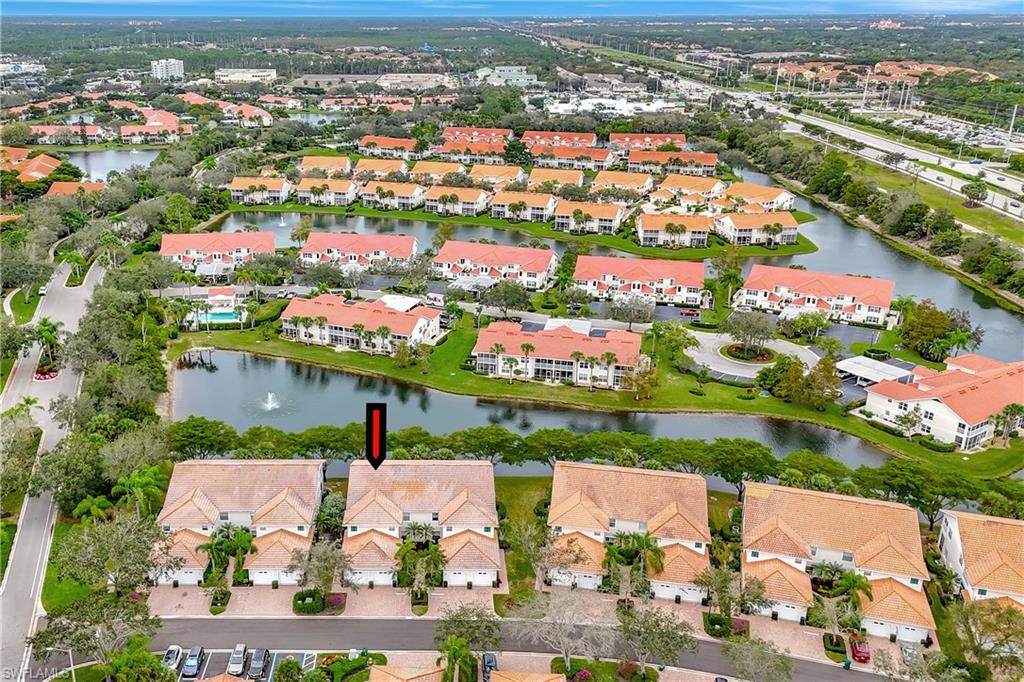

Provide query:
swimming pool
left=193, top=311, right=241, bottom=323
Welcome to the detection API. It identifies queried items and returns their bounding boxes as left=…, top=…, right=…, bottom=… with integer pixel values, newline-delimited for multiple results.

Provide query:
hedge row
left=865, top=419, right=907, bottom=437
left=914, top=435, right=958, bottom=453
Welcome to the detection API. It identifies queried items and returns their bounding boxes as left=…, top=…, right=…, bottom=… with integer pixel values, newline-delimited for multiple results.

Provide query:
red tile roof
left=473, top=321, right=642, bottom=366
left=574, top=255, right=704, bottom=288
left=160, top=232, right=276, bottom=257
left=530, top=145, right=613, bottom=161
left=628, top=150, right=718, bottom=166
left=433, top=240, right=555, bottom=275
left=282, top=295, right=439, bottom=337
left=435, top=140, right=506, bottom=155
left=300, top=232, right=415, bottom=260
left=441, top=126, right=512, bottom=142
left=45, top=181, right=106, bottom=196
left=636, top=213, right=712, bottom=232
left=609, top=132, right=687, bottom=148
left=522, top=131, right=597, bottom=146
left=359, top=135, right=418, bottom=151
left=743, top=264, right=894, bottom=307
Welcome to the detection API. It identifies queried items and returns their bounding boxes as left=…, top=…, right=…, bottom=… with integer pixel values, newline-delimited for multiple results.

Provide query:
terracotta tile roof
left=258, top=95, right=299, bottom=105
left=636, top=213, right=712, bottom=232
left=528, top=168, right=584, bottom=187
left=492, top=673, right=565, bottom=682
left=343, top=529, right=399, bottom=569
left=160, top=232, right=275, bottom=257
left=491, top=191, right=556, bottom=208
left=574, top=255, right=704, bottom=289
left=742, top=555, right=814, bottom=606
left=439, top=530, right=502, bottom=571
left=0, top=146, right=31, bottom=163
left=522, top=131, right=597, bottom=146
left=435, top=140, right=506, bottom=155
left=344, top=460, right=497, bottom=526
left=530, top=145, right=613, bottom=161
left=10, top=154, right=61, bottom=181
left=467, top=164, right=525, bottom=182
left=433, top=240, right=555, bottom=275
left=725, top=182, right=790, bottom=204
left=31, top=124, right=103, bottom=137
left=718, top=212, right=799, bottom=229
left=743, top=264, right=894, bottom=307
left=742, top=483, right=927, bottom=578
left=282, top=295, right=438, bottom=337
left=438, top=488, right=497, bottom=526
left=592, top=171, right=653, bottom=190
left=474, top=322, right=643, bottom=368
left=247, top=529, right=312, bottom=570
left=296, top=178, right=357, bottom=194
left=345, top=489, right=404, bottom=526
left=353, top=158, right=407, bottom=175
left=409, top=161, right=464, bottom=177
left=362, top=181, right=425, bottom=198
left=553, top=200, right=624, bottom=221
left=301, top=232, right=414, bottom=259
left=650, top=542, right=709, bottom=585
left=45, top=181, right=106, bottom=197
left=208, top=287, right=236, bottom=297
left=441, top=126, right=512, bottom=141
left=157, top=460, right=324, bottom=528
left=659, top=176, right=725, bottom=194
left=369, top=666, right=444, bottom=682
left=300, top=156, right=352, bottom=173
left=944, top=511, right=1024, bottom=595
left=179, top=92, right=214, bottom=105
left=166, top=529, right=210, bottom=570
left=609, top=132, right=687, bottom=148
left=360, top=135, right=418, bottom=151
left=423, top=185, right=489, bottom=202
left=548, top=462, right=710, bottom=541
left=229, top=176, right=289, bottom=191
left=862, top=578, right=936, bottom=629
left=554, top=531, right=606, bottom=572
left=867, top=359, right=1024, bottom=425
left=946, top=354, right=1008, bottom=373
left=627, top=150, right=718, bottom=166
left=252, top=488, right=316, bottom=526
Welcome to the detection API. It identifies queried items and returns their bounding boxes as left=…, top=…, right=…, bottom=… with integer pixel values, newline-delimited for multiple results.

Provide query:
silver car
left=227, top=644, right=248, bottom=676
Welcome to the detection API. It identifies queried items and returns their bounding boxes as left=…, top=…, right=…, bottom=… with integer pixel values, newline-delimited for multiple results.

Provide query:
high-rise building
left=151, top=59, right=184, bottom=80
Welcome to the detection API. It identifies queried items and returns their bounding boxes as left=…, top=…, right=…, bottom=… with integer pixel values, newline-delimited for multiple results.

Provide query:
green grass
left=51, top=664, right=107, bottom=682
left=927, top=582, right=964, bottom=661
left=0, top=521, right=15, bottom=580
left=28, top=142, right=168, bottom=152
left=849, top=330, right=945, bottom=370
left=792, top=209, right=818, bottom=224
left=42, top=520, right=95, bottom=612
left=494, top=476, right=550, bottom=615
left=168, top=319, right=1024, bottom=480
left=295, top=146, right=350, bottom=157
left=706, top=491, right=738, bottom=530
left=10, top=285, right=40, bottom=324
left=1, top=357, right=14, bottom=393
left=225, top=203, right=819, bottom=261
left=551, top=657, right=659, bottom=682
left=411, top=604, right=428, bottom=616
left=64, top=263, right=90, bottom=288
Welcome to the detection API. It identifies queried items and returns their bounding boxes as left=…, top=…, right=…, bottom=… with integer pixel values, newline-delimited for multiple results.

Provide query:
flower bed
left=721, top=344, right=777, bottom=363
left=317, top=653, right=387, bottom=682
left=823, top=633, right=847, bottom=663
left=33, top=368, right=59, bottom=381
left=324, top=592, right=346, bottom=615
left=209, top=589, right=231, bottom=615
left=293, top=588, right=325, bottom=614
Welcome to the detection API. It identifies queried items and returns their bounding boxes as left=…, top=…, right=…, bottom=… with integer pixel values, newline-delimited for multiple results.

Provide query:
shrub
left=321, top=653, right=388, bottom=682
left=293, top=588, right=325, bottom=614
left=254, top=299, right=289, bottom=324
left=534, top=495, right=551, bottom=518
left=737, top=394, right=755, bottom=400
left=842, top=398, right=867, bottom=414
left=496, top=499, right=508, bottom=520
left=865, top=420, right=906, bottom=437
left=913, top=435, right=957, bottom=452
left=616, top=661, right=639, bottom=679
left=822, top=633, right=846, bottom=654
left=690, top=321, right=718, bottom=330
left=325, top=593, right=347, bottom=614
left=863, top=348, right=891, bottom=361
left=703, top=612, right=732, bottom=638
left=209, top=589, right=231, bottom=615
left=689, top=387, right=705, bottom=396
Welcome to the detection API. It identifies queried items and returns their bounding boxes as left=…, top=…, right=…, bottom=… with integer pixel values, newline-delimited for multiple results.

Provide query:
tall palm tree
left=193, top=300, right=214, bottom=333
left=520, top=343, right=535, bottom=373
left=173, top=271, right=201, bottom=300
left=614, top=531, right=666, bottom=574
left=375, top=325, right=392, bottom=354
left=35, top=317, right=63, bottom=363
left=71, top=495, right=113, bottom=524
left=351, top=323, right=366, bottom=349
left=502, top=356, right=519, bottom=384
left=233, top=305, right=246, bottom=330
left=10, top=396, right=40, bottom=416
left=404, top=522, right=434, bottom=545
left=435, top=635, right=474, bottom=682
left=570, top=350, right=585, bottom=384
left=57, top=250, right=88, bottom=280
left=600, top=351, right=618, bottom=388
left=585, top=355, right=599, bottom=392
left=832, top=571, right=873, bottom=609
left=245, top=298, right=261, bottom=330
left=999, top=403, right=1024, bottom=446
left=112, top=465, right=166, bottom=515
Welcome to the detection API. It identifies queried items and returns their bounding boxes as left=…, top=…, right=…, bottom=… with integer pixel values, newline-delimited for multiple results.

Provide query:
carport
left=835, top=356, right=914, bottom=387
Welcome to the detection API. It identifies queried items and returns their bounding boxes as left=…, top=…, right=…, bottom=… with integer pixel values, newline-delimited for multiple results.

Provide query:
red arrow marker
left=365, top=403, right=387, bottom=470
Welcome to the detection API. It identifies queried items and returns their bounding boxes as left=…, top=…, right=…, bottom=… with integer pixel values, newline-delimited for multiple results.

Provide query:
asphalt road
left=0, top=262, right=104, bottom=682
left=30, top=618, right=883, bottom=682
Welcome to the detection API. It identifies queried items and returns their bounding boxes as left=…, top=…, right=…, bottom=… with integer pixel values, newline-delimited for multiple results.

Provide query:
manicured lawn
left=169, top=320, right=1024, bottom=481
left=706, top=490, right=738, bottom=530
left=792, top=209, right=818, bottom=224
left=226, top=203, right=819, bottom=261
left=927, top=582, right=964, bottom=661
left=296, top=146, right=350, bottom=157
left=1, top=356, right=14, bottom=393
left=52, top=664, right=107, bottom=682
left=551, top=657, right=659, bottom=682
left=849, top=330, right=945, bottom=371
left=10, top=285, right=40, bottom=325
left=494, top=477, right=550, bottom=615
left=42, top=520, right=95, bottom=612
left=0, top=521, right=16, bottom=580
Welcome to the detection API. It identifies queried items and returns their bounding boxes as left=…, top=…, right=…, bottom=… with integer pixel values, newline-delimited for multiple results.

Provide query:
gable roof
left=554, top=531, right=606, bottom=573
left=553, top=200, right=624, bottom=221
left=627, top=150, right=718, bottom=166
left=467, top=164, right=525, bottom=182
left=522, top=130, right=597, bottom=146
left=658, top=175, right=724, bottom=194
left=296, top=178, right=357, bottom=194
left=360, top=135, right=418, bottom=150
left=636, top=213, right=713, bottom=232
left=370, top=667, right=444, bottom=682
left=353, top=158, right=408, bottom=175
left=229, top=176, right=289, bottom=191
left=281, top=295, right=438, bottom=337
left=410, top=161, right=465, bottom=176
left=491, top=191, right=556, bottom=208
left=473, top=321, right=643, bottom=368
left=362, top=181, right=424, bottom=198
left=742, top=555, right=814, bottom=606
left=433, top=240, right=556, bottom=274
left=944, top=511, right=1024, bottom=595
left=548, top=462, right=710, bottom=542
left=592, top=171, right=653, bottom=190
left=725, top=182, right=790, bottom=203
left=165, top=529, right=211, bottom=570
left=439, top=529, right=502, bottom=570
left=301, top=232, right=415, bottom=259
left=300, top=155, right=352, bottom=173
left=528, top=168, right=585, bottom=187
left=650, top=542, right=709, bottom=585
left=247, top=529, right=313, bottom=570
left=718, top=212, right=799, bottom=229
left=574, top=255, right=704, bottom=288
left=160, top=231, right=275, bottom=256
left=742, top=483, right=927, bottom=578
left=861, top=577, right=936, bottom=629
left=530, top=145, right=613, bottom=161
left=743, top=264, right=895, bottom=307
left=344, top=529, right=399, bottom=569
left=45, top=181, right=106, bottom=196
left=423, top=185, right=488, bottom=202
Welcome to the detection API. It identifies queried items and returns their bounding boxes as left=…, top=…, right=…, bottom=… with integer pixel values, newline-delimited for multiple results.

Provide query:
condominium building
left=294, top=178, right=359, bottom=206
left=360, top=181, right=426, bottom=210
left=358, top=136, right=421, bottom=160
left=521, top=130, right=597, bottom=148
left=608, top=132, right=687, bottom=151
left=552, top=201, right=625, bottom=234
left=725, top=183, right=796, bottom=211
left=282, top=295, right=442, bottom=354
left=713, top=212, right=799, bottom=246
left=150, top=59, right=184, bottom=80
left=635, top=214, right=712, bottom=248
left=938, top=510, right=1023, bottom=611
left=489, top=191, right=558, bottom=222
left=530, top=145, right=614, bottom=171
left=299, top=233, right=417, bottom=269
left=159, top=232, right=276, bottom=271
left=433, top=140, right=507, bottom=165
left=626, top=151, right=718, bottom=176
left=214, top=68, right=278, bottom=83
left=433, top=241, right=558, bottom=290
left=591, top=170, right=655, bottom=194
left=228, top=176, right=292, bottom=205
left=574, top=255, right=705, bottom=305
left=423, top=186, right=491, bottom=216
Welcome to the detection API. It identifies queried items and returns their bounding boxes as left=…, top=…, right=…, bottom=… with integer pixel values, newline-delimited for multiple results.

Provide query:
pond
left=173, top=350, right=891, bottom=479
left=216, top=211, right=623, bottom=256
left=66, top=149, right=161, bottom=181
left=288, top=112, right=348, bottom=125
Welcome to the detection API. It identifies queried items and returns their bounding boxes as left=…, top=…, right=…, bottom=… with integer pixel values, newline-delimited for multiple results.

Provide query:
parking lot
left=170, top=648, right=318, bottom=682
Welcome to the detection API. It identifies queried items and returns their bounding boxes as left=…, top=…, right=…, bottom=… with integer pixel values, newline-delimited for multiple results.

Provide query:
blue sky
left=3, top=0, right=1021, bottom=16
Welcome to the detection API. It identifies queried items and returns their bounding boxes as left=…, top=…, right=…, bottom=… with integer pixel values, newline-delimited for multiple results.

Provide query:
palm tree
left=375, top=325, right=392, bottom=354
left=502, top=356, right=519, bottom=384
left=71, top=495, right=113, bottom=524
left=168, top=297, right=192, bottom=329
left=614, top=531, right=665, bottom=574
left=173, top=271, right=201, bottom=300
left=233, top=304, right=245, bottom=330
left=718, top=269, right=745, bottom=303
left=57, top=250, right=88, bottom=280
left=570, top=350, right=585, bottom=384
left=245, top=298, right=261, bottom=330
left=763, top=223, right=783, bottom=248
left=96, top=230, right=124, bottom=268
left=314, top=315, right=329, bottom=343
left=998, top=403, right=1024, bottom=446
left=832, top=571, right=873, bottom=609
left=507, top=201, right=527, bottom=221
left=585, top=355, right=599, bottom=392
left=664, top=222, right=684, bottom=247
left=10, top=396, right=40, bottom=416
left=35, top=316, right=63, bottom=363
left=600, top=351, right=618, bottom=389
left=112, top=465, right=166, bottom=515
left=520, top=342, right=535, bottom=372
left=351, top=323, right=366, bottom=349
left=404, top=522, right=434, bottom=545
left=436, top=635, right=474, bottom=682
left=943, top=329, right=977, bottom=357
left=193, top=300, right=213, bottom=333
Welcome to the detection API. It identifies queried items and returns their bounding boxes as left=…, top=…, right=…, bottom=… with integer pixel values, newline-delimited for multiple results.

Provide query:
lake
left=288, top=112, right=349, bottom=125
left=66, top=149, right=161, bottom=181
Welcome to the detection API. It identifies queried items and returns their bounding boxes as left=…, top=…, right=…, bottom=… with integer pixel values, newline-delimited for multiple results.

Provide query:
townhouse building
left=472, top=322, right=644, bottom=389
left=423, top=186, right=491, bottom=216
left=626, top=151, right=718, bottom=176
left=360, top=181, right=426, bottom=210
left=298, top=155, right=353, bottom=176
left=608, top=132, right=687, bottom=152
left=282, top=294, right=442, bottom=354
left=552, top=201, right=625, bottom=234
left=635, top=213, right=712, bottom=248
left=938, top=510, right=1023, bottom=611
left=257, top=94, right=302, bottom=109
left=527, top=168, right=584, bottom=189
left=530, top=145, right=615, bottom=171
left=353, top=158, right=408, bottom=178
left=294, top=178, right=359, bottom=206
left=408, top=161, right=466, bottom=184
left=591, top=170, right=655, bottom=194
left=31, top=124, right=109, bottom=144
left=343, top=460, right=501, bottom=587
left=222, top=103, right=274, bottom=128
left=120, top=109, right=192, bottom=143
left=440, top=126, right=513, bottom=144
left=658, top=175, right=727, bottom=198
left=157, top=460, right=325, bottom=586
left=724, top=183, right=796, bottom=211
left=467, top=164, right=527, bottom=187
left=742, top=482, right=934, bottom=642
left=736, top=264, right=895, bottom=325
left=490, top=191, right=558, bottom=222
left=713, top=211, right=799, bottom=246
left=160, top=232, right=276, bottom=272
left=864, top=355, right=1024, bottom=450
left=229, top=176, right=292, bottom=204
left=521, top=130, right=597, bottom=148
left=45, top=181, right=107, bottom=197
left=574, top=255, right=705, bottom=306
left=358, top=135, right=421, bottom=160
left=433, top=140, right=507, bottom=165
left=545, top=462, right=710, bottom=601
left=433, top=241, right=558, bottom=290
left=2, top=150, right=61, bottom=182
left=299, top=233, right=417, bottom=269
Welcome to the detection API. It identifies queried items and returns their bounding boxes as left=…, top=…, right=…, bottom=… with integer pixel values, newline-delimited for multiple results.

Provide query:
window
left=608, top=519, right=616, bottom=528
left=750, top=550, right=760, bottom=558
left=402, top=512, right=410, bottom=522
left=923, top=411, right=934, bottom=420
left=350, top=526, right=358, bottom=533
left=898, top=402, right=908, bottom=411
left=219, top=512, right=229, bottom=521
left=297, top=525, right=305, bottom=532
left=484, top=526, right=491, bottom=533
left=910, top=578, right=919, bottom=585
left=431, top=512, right=439, bottom=522
left=446, top=526, right=452, bottom=532
left=978, top=589, right=987, bottom=596
left=842, top=551, right=854, bottom=562
left=694, top=542, right=703, bottom=549
left=810, top=547, right=817, bottom=556
left=162, top=525, right=170, bottom=532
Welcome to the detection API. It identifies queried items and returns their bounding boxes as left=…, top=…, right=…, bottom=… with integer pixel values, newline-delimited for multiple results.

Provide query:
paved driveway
left=821, top=324, right=880, bottom=348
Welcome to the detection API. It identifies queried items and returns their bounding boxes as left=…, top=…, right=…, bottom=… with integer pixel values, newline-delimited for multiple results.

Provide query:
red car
left=850, top=637, right=871, bottom=663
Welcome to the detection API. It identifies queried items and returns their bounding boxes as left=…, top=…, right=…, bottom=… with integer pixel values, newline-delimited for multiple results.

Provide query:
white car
left=161, top=646, right=183, bottom=671
left=227, top=644, right=248, bottom=676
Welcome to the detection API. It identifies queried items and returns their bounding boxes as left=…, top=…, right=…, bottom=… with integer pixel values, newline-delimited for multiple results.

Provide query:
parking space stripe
left=266, top=653, right=280, bottom=682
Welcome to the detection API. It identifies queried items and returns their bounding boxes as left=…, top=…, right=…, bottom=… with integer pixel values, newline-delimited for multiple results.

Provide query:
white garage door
left=897, top=625, right=926, bottom=643
left=864, top=619, right=891, bottom=639
left=446, top=570, right=466, bottom=586
left=575, top=573, right=602, bottom=590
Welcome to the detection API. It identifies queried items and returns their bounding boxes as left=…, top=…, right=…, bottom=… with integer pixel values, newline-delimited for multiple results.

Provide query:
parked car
left=247, top=649, right=272, bottom=680
left=181, top=646, right=206, bottom=678
left=227, top=644, right=248, bottom=676
left=481, top=653, right=498, bottom=682
left=679, top=308, right=700, bottom=319
left=276, top=289, right=289, bottom=299
left=161, top=646, right=183, bottom=671
left=38, top=286, right=47, bottom=296
left=936, top=176, right=945, bottom=182
left=850, top=637, right=871, bottom=663
left=997, top=176, right=1006, bottom=181
left=900, top=643, right=921, bottom=665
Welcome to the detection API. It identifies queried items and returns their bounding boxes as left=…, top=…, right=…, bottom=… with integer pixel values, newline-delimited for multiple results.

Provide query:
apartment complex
left=150, top=59, right=184, bottom=80
left=160, top=232, right=276, bottom=271
left=737, top=264, right=895, bottom=325
left=635, top=214, right=712, bottom=248
left=282, top=294, right=442, bottom=353
left=432, top=241, right=558, bottom=290
left=714, top=212, right=799, bottom=246
left=553, top=201, right=626, bottom=234
left=574, top=255, right=705, bottom=306
left=299, top=233, right=417, bottom=269
left=938, top=511, right=1023, bottom=611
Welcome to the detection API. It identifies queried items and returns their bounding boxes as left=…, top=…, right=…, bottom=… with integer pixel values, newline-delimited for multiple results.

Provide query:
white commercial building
left=150, top=59, right=184, bottom=80
left=214, top=68, right=278, bottom=83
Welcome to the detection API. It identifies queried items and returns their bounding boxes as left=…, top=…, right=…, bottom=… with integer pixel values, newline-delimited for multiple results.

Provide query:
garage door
left=473, top=571, right=495, bottom=586
left=446, top=571, right=466, bottom=586
left=575, top=573, right=601, bottom=590
left=864, top=619, right=891, bottom=638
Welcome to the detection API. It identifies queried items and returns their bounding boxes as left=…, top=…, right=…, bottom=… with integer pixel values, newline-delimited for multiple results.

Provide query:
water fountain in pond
left=279, top=214, right=286, bottom=227
left=262, top=392, right=280, bottom=411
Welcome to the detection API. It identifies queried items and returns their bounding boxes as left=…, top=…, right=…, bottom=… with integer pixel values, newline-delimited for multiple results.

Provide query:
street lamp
left=46, top=647, right=76, bottom=682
